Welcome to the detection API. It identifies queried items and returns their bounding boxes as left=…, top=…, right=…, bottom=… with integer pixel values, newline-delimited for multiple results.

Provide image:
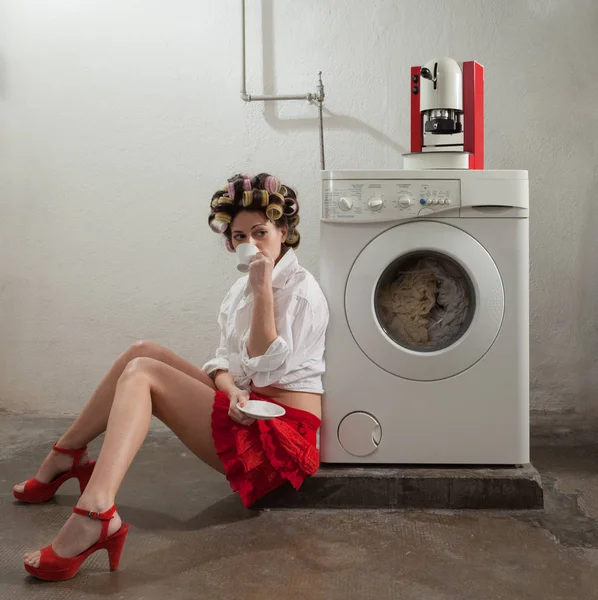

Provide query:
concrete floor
left=1, top=414, right=598, bottom=600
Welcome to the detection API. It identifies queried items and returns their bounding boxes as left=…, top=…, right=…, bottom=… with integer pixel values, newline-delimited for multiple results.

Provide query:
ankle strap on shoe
left=52, top=443, right=88, bottom=469
left=73, top=505, right=116, bottom=521
left=73, top=505, right=117, bottom=543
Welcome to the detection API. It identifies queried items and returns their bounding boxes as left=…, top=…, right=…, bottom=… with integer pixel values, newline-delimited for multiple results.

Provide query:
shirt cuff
left=240, top=335, right=290, bottom=374
left=201, top=357, right=229, bottom=378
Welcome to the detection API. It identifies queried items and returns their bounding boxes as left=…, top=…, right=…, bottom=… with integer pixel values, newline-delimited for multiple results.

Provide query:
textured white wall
left=1, top=0, right=597, bottom=415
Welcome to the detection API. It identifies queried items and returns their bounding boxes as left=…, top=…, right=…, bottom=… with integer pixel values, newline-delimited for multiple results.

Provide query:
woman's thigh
left=129, top=340, right=216, bottom=389
left=131, top=357, right=225, bottom=474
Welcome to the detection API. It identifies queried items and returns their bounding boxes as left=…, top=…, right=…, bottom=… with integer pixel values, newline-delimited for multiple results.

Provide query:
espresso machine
left=404, top=57, right=484, bottom=170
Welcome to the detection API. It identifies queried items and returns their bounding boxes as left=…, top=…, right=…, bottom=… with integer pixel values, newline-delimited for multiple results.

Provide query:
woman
left=14, top=172, right=329, bottom=581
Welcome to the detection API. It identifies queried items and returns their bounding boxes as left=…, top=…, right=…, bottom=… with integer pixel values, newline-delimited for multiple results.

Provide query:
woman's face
left=230, top=210, right=287, bottom=262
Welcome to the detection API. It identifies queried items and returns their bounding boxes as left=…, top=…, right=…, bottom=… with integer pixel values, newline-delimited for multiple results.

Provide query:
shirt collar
left=272, top=248, right=299, bottom=289
left=243, top=248, right=299, bottom=296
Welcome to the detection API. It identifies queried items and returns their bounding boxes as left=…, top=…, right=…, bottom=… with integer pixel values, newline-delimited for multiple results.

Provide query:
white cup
left=236, top=243, right=259, bottom=273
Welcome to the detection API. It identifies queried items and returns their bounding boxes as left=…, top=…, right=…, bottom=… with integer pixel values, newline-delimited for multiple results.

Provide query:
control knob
left=398, top=194, right=412, bottom=208
left=338, top=197, right=353, bottom=211
left=368, top=197, right=384, bottom=211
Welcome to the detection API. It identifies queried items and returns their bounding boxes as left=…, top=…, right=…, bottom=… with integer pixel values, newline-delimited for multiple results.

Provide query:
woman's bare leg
left=25, top=357, right=223, bottom=567
left=14, top=341, right=214, bottom=494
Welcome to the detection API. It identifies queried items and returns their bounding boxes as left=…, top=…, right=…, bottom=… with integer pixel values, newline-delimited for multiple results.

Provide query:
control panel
left=322, top=179, right=461, bottom=221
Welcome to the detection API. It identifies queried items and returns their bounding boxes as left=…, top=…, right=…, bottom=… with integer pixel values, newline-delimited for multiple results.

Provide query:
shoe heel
left=105, top=526, right=129, bottom=571
left=76, top=461, right=96, bottom=494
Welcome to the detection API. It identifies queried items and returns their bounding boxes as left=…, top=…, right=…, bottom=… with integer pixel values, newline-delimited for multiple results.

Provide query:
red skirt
left=211, top=391, right=321, bottom=508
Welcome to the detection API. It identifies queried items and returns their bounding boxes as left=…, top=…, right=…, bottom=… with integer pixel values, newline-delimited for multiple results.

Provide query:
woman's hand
left=248, top=251, right=275, bottom=291
left=228, top=388, right=255, bottom=426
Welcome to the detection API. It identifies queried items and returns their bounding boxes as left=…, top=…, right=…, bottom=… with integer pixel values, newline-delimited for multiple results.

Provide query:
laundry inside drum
left=374, top=251, right=476, bottom=352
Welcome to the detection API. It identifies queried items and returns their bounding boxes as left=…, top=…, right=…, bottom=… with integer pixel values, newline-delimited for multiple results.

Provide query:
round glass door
left=345, top=221, right=504, bottom=381
left=375, top=251, right=476, bottom=353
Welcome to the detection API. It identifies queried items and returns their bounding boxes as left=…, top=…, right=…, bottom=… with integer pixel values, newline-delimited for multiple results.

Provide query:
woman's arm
left=246, top=251, right=278, bottom=358
left=213, top=370, right=238, bottom=394
left=247, top=286, right=277, bottom=358
left=214, top=370, right=254, bottom=426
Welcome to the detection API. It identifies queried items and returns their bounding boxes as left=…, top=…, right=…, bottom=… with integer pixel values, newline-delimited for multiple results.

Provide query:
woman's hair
left=208, top=173, right=300, bottom=250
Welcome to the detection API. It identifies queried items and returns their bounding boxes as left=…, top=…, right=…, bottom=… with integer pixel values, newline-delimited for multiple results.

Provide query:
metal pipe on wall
left=240, top=0, right=321, bottom=104
left=245, top=93, right=313, bottom=102
left=241, top=0, right=247, bottom=97
left=239, top=0, right=326, bottom=168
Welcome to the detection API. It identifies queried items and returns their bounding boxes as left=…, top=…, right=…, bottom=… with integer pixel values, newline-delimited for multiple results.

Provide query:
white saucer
left=237, top=400, right=286, bottom=420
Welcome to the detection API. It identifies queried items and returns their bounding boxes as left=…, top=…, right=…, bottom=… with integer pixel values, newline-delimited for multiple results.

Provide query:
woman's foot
left=23, top=501, right=122, bottom=568
left=13, top=447, right=90, bottom=495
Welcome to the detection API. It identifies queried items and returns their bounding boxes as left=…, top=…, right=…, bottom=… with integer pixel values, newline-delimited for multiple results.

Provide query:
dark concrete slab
left=254, top=464, right=544, bottom=510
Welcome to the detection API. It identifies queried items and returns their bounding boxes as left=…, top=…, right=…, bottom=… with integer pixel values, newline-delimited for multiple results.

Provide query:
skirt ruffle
left=212, top=391, right=321, bottom=507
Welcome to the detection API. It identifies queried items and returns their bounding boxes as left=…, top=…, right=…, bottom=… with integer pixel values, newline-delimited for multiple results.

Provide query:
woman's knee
left=121, top=340, right=162, bottom=362
left=131, top=339, right=162, bottom=358
left=120, top=356, right=159, bottom=382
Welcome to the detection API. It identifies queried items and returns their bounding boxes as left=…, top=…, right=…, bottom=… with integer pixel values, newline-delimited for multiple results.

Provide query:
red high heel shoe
left=24, top=505, right=130, bottom=581
left=13, top=443, right=96, bottom=503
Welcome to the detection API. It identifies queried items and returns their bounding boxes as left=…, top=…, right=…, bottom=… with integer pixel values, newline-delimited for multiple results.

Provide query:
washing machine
left=320, top=169, right=529, bottom=465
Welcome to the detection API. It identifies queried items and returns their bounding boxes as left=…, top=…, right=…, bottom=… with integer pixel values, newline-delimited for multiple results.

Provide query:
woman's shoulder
left=285, top=265, right=328, bottom=311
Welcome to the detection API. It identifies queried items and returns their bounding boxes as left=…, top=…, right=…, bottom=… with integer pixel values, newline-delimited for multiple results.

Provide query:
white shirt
left=202, top=249, right=329, bottom=394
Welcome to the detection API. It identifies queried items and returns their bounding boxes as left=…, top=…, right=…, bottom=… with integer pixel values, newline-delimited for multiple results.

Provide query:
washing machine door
left=345, top=221, right=504, bottom=381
